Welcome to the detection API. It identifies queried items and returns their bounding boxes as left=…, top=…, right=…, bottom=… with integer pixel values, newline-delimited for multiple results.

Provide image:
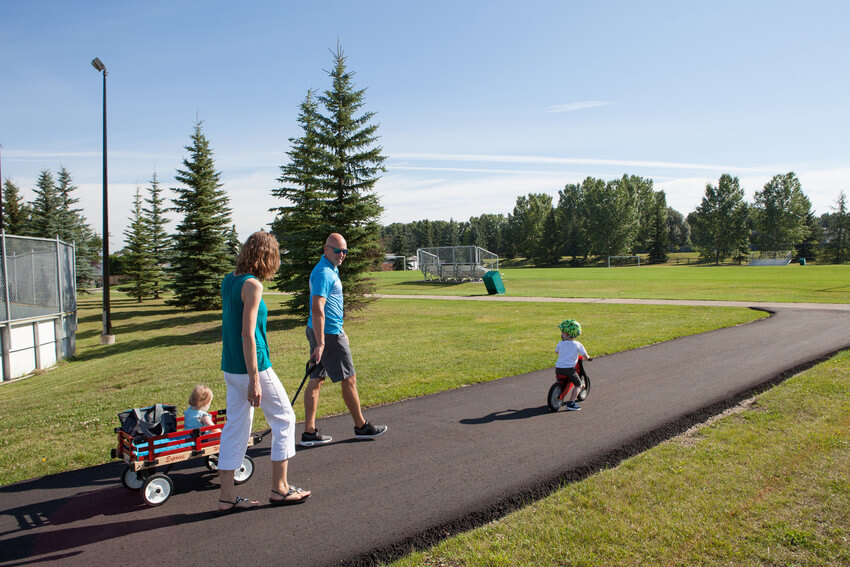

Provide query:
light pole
left=91, top=57, right=114, bottom=345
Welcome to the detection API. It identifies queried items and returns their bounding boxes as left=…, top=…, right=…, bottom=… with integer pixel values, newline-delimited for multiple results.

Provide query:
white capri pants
left=218, top=367, right=296, bottom=470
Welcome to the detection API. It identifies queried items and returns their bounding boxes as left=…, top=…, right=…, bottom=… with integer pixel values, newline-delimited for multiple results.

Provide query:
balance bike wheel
left=547, top=382, right=564, bottom=412
left=577, top=375, right=591, bottom=402
left=233, top=455, right=255, bottom=485
left=141, top=473, right=173, bottom=507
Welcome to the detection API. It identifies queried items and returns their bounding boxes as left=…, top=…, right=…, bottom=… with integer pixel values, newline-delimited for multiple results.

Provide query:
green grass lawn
left=0, top=292, right=763, bottom=486
left=389, top=349, right=850, bottom=567
left=374, top=264, right=850, bottom=303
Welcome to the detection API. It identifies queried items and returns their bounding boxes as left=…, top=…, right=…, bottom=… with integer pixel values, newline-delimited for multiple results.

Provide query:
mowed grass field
left=374, top=264, right=850, bottom=303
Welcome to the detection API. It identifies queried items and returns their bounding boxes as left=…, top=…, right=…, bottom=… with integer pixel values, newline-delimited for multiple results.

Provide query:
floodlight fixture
left=91, top=56, right=114, bottom=344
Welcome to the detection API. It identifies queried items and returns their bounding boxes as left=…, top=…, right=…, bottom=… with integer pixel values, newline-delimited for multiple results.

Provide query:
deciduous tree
left=688, top=174, right=749, bottom=264
left=507, top=193, right=552, bottom=259
left=751, top=172, right=811, bottom=253
left=647, top=191, right=669, bottom=264
left=582, top=177, right=639, bottom=258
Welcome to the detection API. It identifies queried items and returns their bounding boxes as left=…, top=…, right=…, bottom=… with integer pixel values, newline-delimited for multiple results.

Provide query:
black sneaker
left=354, top=421, right=387, bottom=439
left=300, top=429, right=332, bottom=447
left=566, top=402, right=582, bottom=411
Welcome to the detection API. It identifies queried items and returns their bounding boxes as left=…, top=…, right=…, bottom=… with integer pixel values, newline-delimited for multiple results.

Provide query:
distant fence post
left=1, top=231, right=9, bottom=381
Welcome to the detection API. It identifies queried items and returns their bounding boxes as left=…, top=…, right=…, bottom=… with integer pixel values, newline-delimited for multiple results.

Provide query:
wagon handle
left=253, top=360, right=318, bottom=443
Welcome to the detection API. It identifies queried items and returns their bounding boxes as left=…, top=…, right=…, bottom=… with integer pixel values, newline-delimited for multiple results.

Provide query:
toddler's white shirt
left=555, top=339, right=588, bottom=368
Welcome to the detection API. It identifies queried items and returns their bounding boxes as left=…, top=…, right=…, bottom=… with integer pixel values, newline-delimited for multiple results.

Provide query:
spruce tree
left=29, top=169, right=63, bottom=238
left=226, top=225, right=240, bottom=259
left=1, top=179, right=28, bottom=234
left=795, top=211, right=820, bottom=263
left=316, top=44, right=386, bottom=311
left=142, top=172, right=171, bottom=298
left=825, top=191, right=849, bottom=263
left=271, top=90, right=330, bottom=315
left=122, top=188, right=158, bottom=301
left=168, top=121, right=234, bottom=310
left=55, top=166, right=99, bottom=287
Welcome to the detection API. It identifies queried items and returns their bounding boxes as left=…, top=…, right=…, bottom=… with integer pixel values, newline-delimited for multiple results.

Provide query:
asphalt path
left=2, top=302, right=850, bottom=566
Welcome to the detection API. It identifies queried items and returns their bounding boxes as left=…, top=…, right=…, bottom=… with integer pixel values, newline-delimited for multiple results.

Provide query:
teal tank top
left=220, top=272, right=271, bottom=373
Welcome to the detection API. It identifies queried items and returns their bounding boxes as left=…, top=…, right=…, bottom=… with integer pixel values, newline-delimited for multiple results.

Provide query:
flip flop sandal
left=269, top=486, right=311, bottom=506
left=218, top=496, right=258, bottom=514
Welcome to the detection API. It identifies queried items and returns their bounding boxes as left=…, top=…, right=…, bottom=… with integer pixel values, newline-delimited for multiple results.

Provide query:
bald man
left=300, top=233, right=387, bottom=446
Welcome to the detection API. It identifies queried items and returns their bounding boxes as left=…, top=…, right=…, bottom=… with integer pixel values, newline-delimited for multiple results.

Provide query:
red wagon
left=111, top=409, right=266, bottom=506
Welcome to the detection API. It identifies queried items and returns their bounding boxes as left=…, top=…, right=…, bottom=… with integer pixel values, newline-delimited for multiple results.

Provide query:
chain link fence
left=1, top=234, right=77, bottom=381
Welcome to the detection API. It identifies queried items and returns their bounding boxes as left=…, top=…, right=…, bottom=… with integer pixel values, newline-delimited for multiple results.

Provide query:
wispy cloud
left=391, top=152, right=773, bottom=173
left=390, top=165, right=582, bottom=176
left=545, top=101, right=611, bottom=113
left=3, top=149, right=175, bottom=161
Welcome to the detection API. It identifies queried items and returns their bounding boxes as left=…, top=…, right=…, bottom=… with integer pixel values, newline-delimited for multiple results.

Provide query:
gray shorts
left=556, top=367, right=581, bottom=388
left=306, top=327, right=355, bottom=383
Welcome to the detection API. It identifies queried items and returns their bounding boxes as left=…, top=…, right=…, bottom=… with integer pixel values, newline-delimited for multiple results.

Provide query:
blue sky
left=2, top=1, right=849, bottom=248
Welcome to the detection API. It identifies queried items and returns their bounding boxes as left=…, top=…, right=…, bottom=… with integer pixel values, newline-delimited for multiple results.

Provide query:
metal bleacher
left=416, top=246, right=499, bottom=281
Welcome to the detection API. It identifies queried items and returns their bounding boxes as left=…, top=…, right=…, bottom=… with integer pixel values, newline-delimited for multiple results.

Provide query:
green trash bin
left=799, top=258, right=806, bottom=266
left=483, top=270, right=505, bottom=295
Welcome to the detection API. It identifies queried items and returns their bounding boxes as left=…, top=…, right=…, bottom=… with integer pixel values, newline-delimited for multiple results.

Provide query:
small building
left=1, top=234, right=77, bottom=381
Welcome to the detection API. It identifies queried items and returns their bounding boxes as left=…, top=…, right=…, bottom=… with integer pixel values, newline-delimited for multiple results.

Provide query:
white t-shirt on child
left=555, top=339, right=588, bottom=368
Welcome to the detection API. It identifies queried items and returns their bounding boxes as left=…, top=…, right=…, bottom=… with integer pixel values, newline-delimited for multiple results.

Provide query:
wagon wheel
left=205, top=454, right=219, bottom=472
left=141, top=473, right=173, bottom=506
left=121, top=466, right=145, bottom=491
left=233, top=455, right=254, bottom=485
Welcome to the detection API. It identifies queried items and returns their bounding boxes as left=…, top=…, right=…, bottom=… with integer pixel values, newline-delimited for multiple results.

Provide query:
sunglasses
left=325, top=245, right=348, bottom=255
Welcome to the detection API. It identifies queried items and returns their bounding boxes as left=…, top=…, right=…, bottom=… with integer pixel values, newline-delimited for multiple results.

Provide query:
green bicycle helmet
left=558, top=319, right=582, bottom=338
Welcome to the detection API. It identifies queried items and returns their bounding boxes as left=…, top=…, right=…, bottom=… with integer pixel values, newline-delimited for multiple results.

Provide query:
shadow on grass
left=71, top=302, right=303, bottom=362
left=387, top=280, right=472, bottom=288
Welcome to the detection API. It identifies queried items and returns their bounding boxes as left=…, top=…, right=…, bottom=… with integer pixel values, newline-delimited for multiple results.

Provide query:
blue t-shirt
left=220, top=272, right=271, bottom=373
left=183, top=408, right=210, bottom=429
left=307, top=255, right=344, bottom=335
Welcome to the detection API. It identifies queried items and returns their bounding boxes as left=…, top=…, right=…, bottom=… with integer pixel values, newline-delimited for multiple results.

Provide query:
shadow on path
left=459, top=406, right=550, bottom=424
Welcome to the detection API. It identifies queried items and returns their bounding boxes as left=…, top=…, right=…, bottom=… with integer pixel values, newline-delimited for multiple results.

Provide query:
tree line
left=383, top=173, right=849, bottom=266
